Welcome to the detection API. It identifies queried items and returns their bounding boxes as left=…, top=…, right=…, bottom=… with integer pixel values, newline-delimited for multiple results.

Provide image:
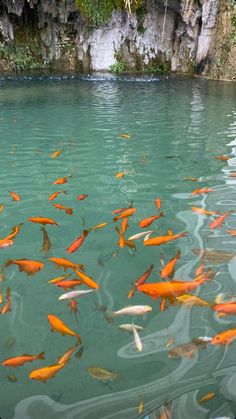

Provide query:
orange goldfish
left=212, top=301, right=236, bottom=316
left=88, top=223, right=108, bottom=232
left=56, top=279, right=82, bottom=291
left=210, top=328, right=236, bottom=345
left=6, top=259, right=44, bottom=276
left=1, top=287, right=11, bottom=315
left=115, top=172, right=125, bottom=179
left=154, top=197, right=161, bottom=210
left=53, top=203, right=73, bottom=215
left=53, top=175, right=71, bottom=185
left=139, top=212, right=164, bottom=228
left=28, top=216, right=59, bottom=226
left=121, top=218, right=129, bottom=233
left=137, top=272, right=211, bottom=302
left=184, top=177, right=199, bottom=182
left=230, top=172, right=236, bottom=177
left=113, top=208, right=136, bottom=222
left=49, top=257, right=84, bottom=271
left=29, top=362, right=65, bottom=382
left=135, top=264, right=154, bottom=287
left=127, top=287, right=135, bottom=299
left=3, top=223, right=24, bottom=240
left=69, top=299, right=79, bottom=322
left=215, top=155, right=229, bottom=161
left=115, top=227, right=125, bottom=248
left=198, top=392, right=216, bottom=403
left=48, top=314, right=81, bottom=343
left=191, top=207, right=220, bottom=216
left=58, top=344, right=78, bottom=365
left=76, top=270, right=99, bottom=289
left=195, top=262, right=205, bottom=277
left=144, top=231, right=187, bottom=247
left=0, top=239, right=14, bottom=249
left=0, top=291, right=2, bottom=304
left=48, top=190, right=67, bottom=201
left=48, top=274, right=71, bottom=284
left=112, top=206, right=131, bottom=215
left=67, top=230, right=88, bottom=253
left=51, top=149, right=62, bottom=159
left=209, top=211, right=232, bottom=229
left=191, top=187, right=214, bottom=196
left=8, top=191, right=21, bottom=201
left=2, top=352, right=45, bottom=368
left=160, top=250, right=181, bottom=279
left=226, top=229, right=236, bottom=236
left=118, top=134, right=130, bottom=138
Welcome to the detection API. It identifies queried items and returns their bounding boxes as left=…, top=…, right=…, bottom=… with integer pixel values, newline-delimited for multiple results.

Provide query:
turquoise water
left=1, top=75, right=236, bottom=419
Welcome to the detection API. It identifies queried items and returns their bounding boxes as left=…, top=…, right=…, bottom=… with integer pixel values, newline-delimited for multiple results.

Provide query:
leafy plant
left=147, top=62, right=171, bottom=75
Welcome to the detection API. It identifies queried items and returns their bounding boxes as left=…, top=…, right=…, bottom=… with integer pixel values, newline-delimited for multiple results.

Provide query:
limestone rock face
left=0, top=0, right=234, bottom=80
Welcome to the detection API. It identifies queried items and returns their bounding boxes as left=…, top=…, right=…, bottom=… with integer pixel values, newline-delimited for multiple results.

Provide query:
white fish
left=59, top=289, right=94, bottom=300
left=118, top=323, right=144, bottom=333
left=112, top=305, right=152, bottom=317
left=132, top=322, right=143, bottom=352
left=128, top=230, right=155, bottom=241
left=144, top=231, right=155, bottom=241
left=215, top=293, right=225, bottom=304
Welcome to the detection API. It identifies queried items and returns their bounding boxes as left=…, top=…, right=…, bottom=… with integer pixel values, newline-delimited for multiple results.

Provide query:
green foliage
left=109, top=51, right=128, bottom=73
left=230, top=0, right=236, bottom=44
left=75, top=0, right=144, bottom=27
left=147, top=62, right=171, bottom=75
left=0, top=44, right=44, bottom=71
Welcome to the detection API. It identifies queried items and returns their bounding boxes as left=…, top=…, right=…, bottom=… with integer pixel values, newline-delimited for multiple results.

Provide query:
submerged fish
left=198, top=392, right=216, bottom=403
left=118, top=324, right=144, bottom=333
left=51, top=149, right=62, bottom=159
left=59, top=289, right=94, bottom=300
left=53, top=203, right=73, bottom=215
left=192, top=248, right=235, bottom=263
left=128, top=230, right=155, bottom=241
left=3, top=223, right=24, bottom=241
left=48, top=190, right=67, bottom=201
left=168, top=339, right=208, bottom=358
left=211, top=328, right=236, bottom=345
left=144, top=232, right=187, bottom=247
left=112, top=305, right=152, bottom=317
left=209, top=211, right=232, bottom=229
left=48, top=314, right=82, bottom=343
left=8, top=191, right=21, bottom=201
left=41, top=226, right=51, bottom=253
left=5, top=259, right=44, bottom=276
left=28, top=216, right=59, bottom=226
left=0, top=204, right=5, bottom=214
left=132, top=322, right=142, bottom=352
left=29, top=363, right=65, bottom=382
left=2, top=352, right=45, bottom=368
left=53, top=175, right=71, bottom=185
left=87, top=366, right=118, bottom=382
left=7, top=374, right=17, bottom=383
left=49, top=257, right=84, bottom=272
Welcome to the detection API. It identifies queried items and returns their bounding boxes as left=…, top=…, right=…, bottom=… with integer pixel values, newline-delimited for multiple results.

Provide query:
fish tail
left=159, top=211, right=164, bottom=217
left=83, top=230, right=89, bottom=237
left=176, top=250, right=181, bottom=259
left=37, top=352, right=45, bottom=360
left=66, top=209, right=73, bottom=215
left=105, top=312, right=114, bottom=323
left=5, top=260, right=13, bottom=268
left=76, top=334, right=82, bottom=345
left=113, top=216, right=118, bottom=223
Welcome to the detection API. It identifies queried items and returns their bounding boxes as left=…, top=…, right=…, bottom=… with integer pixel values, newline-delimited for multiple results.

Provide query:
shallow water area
left=1, top=74, right=236, bottom=419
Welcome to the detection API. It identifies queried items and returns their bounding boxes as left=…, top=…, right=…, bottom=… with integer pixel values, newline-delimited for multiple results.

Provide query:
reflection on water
left=0, top=76, right=236, bottom=419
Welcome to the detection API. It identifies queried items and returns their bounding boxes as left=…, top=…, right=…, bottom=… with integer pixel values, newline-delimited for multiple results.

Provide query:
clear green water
left=1, top=75, right=236, bottom=419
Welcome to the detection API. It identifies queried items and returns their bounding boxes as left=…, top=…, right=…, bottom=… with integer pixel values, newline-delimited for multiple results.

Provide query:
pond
left=0, top=74, right=236, bottom=419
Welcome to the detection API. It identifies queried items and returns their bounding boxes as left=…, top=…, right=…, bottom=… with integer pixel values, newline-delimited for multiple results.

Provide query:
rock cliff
left=0, top=0, right=235, bottom=80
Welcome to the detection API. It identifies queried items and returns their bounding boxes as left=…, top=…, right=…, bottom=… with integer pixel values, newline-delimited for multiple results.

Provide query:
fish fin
left=176, top=250, right=181, bottom=259
left=113, top=217, right=118, bottom=223
left=159, top=211, right=165, bottom=217
left=83, top=230, right=89, bottom=237
left=37, top=352, right=45, bottom=359
left=216, top=312, right=227, bottom=318
left=5, top=260, right=13, bottom=268
left=77, top=335, right=82, bottom=345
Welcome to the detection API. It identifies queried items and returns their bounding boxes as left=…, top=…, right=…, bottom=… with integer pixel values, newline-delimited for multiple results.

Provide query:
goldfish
left=198, top=392, right=216, bottom=403
left=2, top=352, right=45, bottom=368
left=184, top=177, right=199, bottom=182
left=48, top=274, right=71, bottom=284
left=212, top=301, right=236, bottom=316
left=192, top=248, right=234, bottom=263
left=48, top=190, right=67, bottom=201
left=1, top=287, right=11, bottom=315
left=209, top=211, right=232, bottom=229
left=128, top=230, right=155, bottom=241
left=135, top=264, right=154, bottom=287
left=112, top=305, right=152, bottom=317
left=139, top=212, right=164, bottom=228
left=48, top=314, right=81, bottom=343
left=226, top=229, right=236, bottom=236
left=56, top=279, right=82, bottom=291
left=191, top=187, right=214, bottom=196
left=132, top=322, right=142, bottom=352
left=121, top=217, right=129, bottom=233
left=112, top=205, right=132, bottom=215
left=154, top=197, right=161, bottom=210
left=113, top=207, right=136, bottom=222
left=168, top=339, right=207, bottom=358
left=137, top=272, right=212, bottom=302
left=3, top=223, right=24, bottom=240
left=77, top=194, right=88, bottom=201
left=230, top=172, right=236, bottom=177
left=88, top=222, right=108, bottom=232
left=69, top=299, right=79, bottom=322
left=28, top=216, right=59, bottom=226
left=195, top=262, right=205, bottom=276
left=8, top=191, right=21, bottom=201
left=0, top=291, right=3, bottom=304
left=29, top=362, right=65, bottom=382
left=118, top=324, right=144, bottom=333
left=144, top=231, right=187, bottom=247
left=51, top=149, right=62, bottom=159
left=53, top=203, right=73, bottom=215
left=59, top=289, right=94, bottom=300
left=87, top=366, right=118, bottom=382
left=7, top=374, right=17, bottom=382
left=75, top=346, right=84, bottom=359
left=53, top=175, right=71, bottom=185
left=191, top=207, right=220, bottom=216
left=115, top=172, right=125, bottom=179
left=118, top=134, right=130, bottom=138
left=58, top=344, right=78, bottom=365
left=67, top=230, right=88, bottom=253
left=211, top=328, right=236, bottom=345
left=138, top=399, right=144, bottom=414
left=215, top=155, right=229, bottom=161
left=124, top=239, right=136, bottom=250
left=0, top=204, right=5, bottom=214
left=115, top=226, right=125, bottom=248
left=41, top=226, right=51, bottom=253
left=6, top=259, right=44, bottom=276
left=127, top=286, right=135, bottom=299
left=160, top=250, right=181, bottom=279
left=175, top=294, right=212, bottom=307
left=49, top=257, right=84, bottom=272
left=75, top=270, right=99, bottom=289
left=0, top=239, right=14, bottom=248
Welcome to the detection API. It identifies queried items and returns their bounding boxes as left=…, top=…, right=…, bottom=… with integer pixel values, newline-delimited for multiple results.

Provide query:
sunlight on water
left=0, top=75, right=236, bottom=419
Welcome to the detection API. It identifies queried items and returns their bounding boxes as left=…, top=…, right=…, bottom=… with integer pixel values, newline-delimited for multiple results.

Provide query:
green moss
left=109, top=51, right=128, bottom=73
left=146, top=62, right=171, bottom=75
left=0, top=43, right=44, bottom=71
left=75, top=0, right=144, bottom=27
